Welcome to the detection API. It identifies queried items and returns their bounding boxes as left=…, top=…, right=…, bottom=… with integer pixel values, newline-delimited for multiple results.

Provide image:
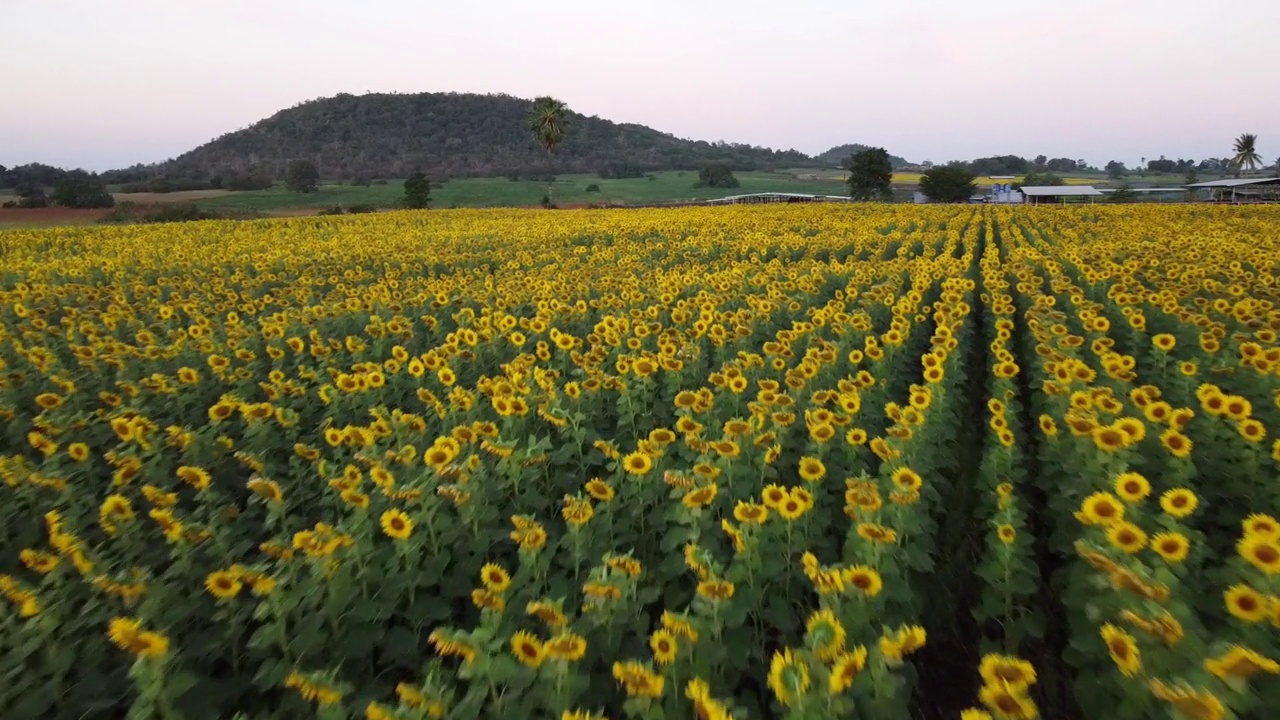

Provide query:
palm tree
left=529, top=96, right=568, bottom=206
left=1231, top=133, right=1262, bottom=177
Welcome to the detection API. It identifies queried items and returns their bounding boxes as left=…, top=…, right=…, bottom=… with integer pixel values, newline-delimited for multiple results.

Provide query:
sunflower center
left=1108, top=640, right=1130, bottom=659
left=1255, top=545, right=1279, bottom=564
left=391, top=518, right=405, bottom=530
left=995, top=695, right=1021, bottom=713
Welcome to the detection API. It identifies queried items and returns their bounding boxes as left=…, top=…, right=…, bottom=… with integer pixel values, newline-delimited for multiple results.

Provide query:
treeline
left=145, top=92, right=814, bottom=181
left=0, top=164, right=115, bottom=208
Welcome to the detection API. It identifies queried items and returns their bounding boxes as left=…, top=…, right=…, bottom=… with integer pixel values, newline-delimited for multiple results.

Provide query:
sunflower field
left=1, top=204, right=1279, bottom=720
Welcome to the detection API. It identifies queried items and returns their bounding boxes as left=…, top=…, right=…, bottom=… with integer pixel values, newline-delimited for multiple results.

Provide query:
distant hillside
left=150, top=92, right=816, bottom=180
left=814, top=144, right=910, bottom=169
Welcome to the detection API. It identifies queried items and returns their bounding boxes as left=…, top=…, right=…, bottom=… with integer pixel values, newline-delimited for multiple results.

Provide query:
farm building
left=1018, top=186, right=1105, bottom=205
left=1185, top=177, right=1280, bottom=203
left=699, top=193, right=852, bottom=206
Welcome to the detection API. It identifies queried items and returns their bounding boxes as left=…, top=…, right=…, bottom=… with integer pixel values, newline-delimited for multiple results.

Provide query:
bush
left=285, top=160, right=320, bottom=193
left=693, top=164, right=740, bottom=189
left=1, top=201, right=15, bottom=208
left=350, top=176, right=372, bottom=187
left=51, top=177, right=114, bottom=208
left=597, top=162, right=644, bottom=180
left=223, top=173, right=274, bottom=191
left=403, top=173, right=431, bottom=209
left=585, top=184, right=600, bottom=193
left=373, top=179, right=388, bottom=185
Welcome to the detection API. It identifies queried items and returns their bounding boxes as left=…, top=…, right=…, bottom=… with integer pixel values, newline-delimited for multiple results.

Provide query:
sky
left=3, top=0, right=1279, bottom=172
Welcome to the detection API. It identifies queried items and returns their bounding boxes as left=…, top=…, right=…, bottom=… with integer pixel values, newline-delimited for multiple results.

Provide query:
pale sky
left=3, top=0, right=1278, bottom=172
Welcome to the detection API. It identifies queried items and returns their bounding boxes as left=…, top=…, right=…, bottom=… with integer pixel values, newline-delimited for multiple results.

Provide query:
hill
left=814, top=144, right=910, bottom=169
left=151, top=92, right=816, bottom=180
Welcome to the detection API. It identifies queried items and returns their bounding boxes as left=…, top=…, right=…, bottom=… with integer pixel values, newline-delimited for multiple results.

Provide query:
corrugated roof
left=1019, top=186, right=1104, bottom=196
left=1185, top=177, right=1280, bottom=188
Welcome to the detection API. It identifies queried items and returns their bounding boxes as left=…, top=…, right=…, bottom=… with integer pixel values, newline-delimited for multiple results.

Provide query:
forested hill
left=813, top=144, right=911, bottom=169
left=154, top=92, right=816, bottom=180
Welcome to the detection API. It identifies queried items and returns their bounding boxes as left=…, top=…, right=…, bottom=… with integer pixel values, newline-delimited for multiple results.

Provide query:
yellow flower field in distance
left=1, top=205, right=1279, bottom=720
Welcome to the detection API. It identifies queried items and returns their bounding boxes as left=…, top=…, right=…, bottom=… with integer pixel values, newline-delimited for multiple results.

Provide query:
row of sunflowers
left=1, top=204, right=1278, bottom=720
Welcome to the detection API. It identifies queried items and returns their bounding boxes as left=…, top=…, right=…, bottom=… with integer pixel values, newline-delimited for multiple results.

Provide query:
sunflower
left=1100, top=624, right=1141, bottom=677
left=997, top=524, right=1016, bottom=544
left=778, top=496, right=807, bottom=521
left=683, top=484, right=718, bottom=510
left=804, top=609, right=846, bottom=661
left=545, top=633, right=587, bottom=662
left=1148, top=680, right=1225, bottom=720
left=733, top=501, right=768, bottom=524
left=1077, top=492, right=1125, bottom=526
left=696, top=579, right=735, bottom=601
left=828, top=646, right=868, bottom=694
left=1113, top=472, right=1150, bottom=503
left=1151, top=532, right=1190, bottom=563
left=1204, top=645, right=1280, bottom=681
left=1239, top=418, right=1266, bottom=443
left=510, top=630, right=544, bottom=668
left=1038, top=415, right=1058, bottom=436
left=247, top=478, right=284, bottom=503
left=1160, top=488, right=1198, bottom=518
left=767, top=648, right=810, bottom=707
left=1244, top=513, right=1280, bottom=540
left=1092, top=425, right=1128, bottom=452
left=961, top=710, right=994, bottom=720
left=613, top=661, right=664, bottom=698
left=857, top=523, right=897, bottom=544
left=978, top=654, right=1037, bottom=690
left=67, top=443, right=90, bottom=462
left=205, top=569, right=243, bottom=600
left=845, top=427, right=868, bottom=445
left=481, top=563, right=511, bottom=592
left=650, top=629, right=678, bottom=665
left=797, top=456, right=826, bottom=483
left=622, top=451, right=653, bottom=476
left=1152, top=333, right=1176, bottom=351
left=176, top=465, right=211, bottom=491
left=843, top=565, right=883, bottom=597
left=891, top=467, right=923, bottom=492
left=527, top=600, right=568, bottom=630
left=380, top=508, right=414, bottom=540
left=1159, top=429, right=1192, bottom=458
left=1225, top=584, right=1267, bottom=622
left=978, top=681, right=1038, bottom=720
left=1238, top=536, right=1280, bottom=574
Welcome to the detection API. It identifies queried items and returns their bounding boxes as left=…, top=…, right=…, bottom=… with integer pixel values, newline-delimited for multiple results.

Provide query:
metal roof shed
left=1185, top=177, right=1280, bottom=203
left=1018, top=185, right=1105, bottom=205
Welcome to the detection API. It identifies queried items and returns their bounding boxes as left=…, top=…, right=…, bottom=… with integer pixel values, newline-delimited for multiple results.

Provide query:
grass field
left=0, top=169, right=1235, bottom=229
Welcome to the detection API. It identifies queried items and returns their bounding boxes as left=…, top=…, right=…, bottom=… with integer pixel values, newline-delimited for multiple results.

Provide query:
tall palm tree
left=1231, top=133, right=1262, bottom=177
left=529, top=96, right=568, bottom=206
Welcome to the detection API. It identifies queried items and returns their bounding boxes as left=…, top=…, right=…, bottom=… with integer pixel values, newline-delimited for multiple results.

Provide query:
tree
left=14, top=181, right=47, bottom=208
left=845, top=147, right=893, bottom=201
left=50, top=176, right=114, bottom=208
left=919, top=165, right=976, bottom=203
left=1105, top=161, right=1127, bottom=180
left=403, top=172, right=432, bottom=209
left=529, top=96, right=569, bottom=206
left=1184, top=167, right=1199, bottom=186
left=285, top=160, right=319, bottom=193
left=1109, top=183, right=1137, bottom=203
left=1033, top=155, right=1048, bottom=169
left=1231, top=133, right=1262, bottom=176
left=694, top=164, right=740, bottom=189
left=1018, top=172, right=1064, bottom=188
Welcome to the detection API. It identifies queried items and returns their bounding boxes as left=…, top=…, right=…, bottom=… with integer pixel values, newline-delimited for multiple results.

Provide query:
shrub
left=693, top=164, right=740, bottom=189
left=51, top=177, right=114, bottom=208
left=586, top=184, right=600, bottom=193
